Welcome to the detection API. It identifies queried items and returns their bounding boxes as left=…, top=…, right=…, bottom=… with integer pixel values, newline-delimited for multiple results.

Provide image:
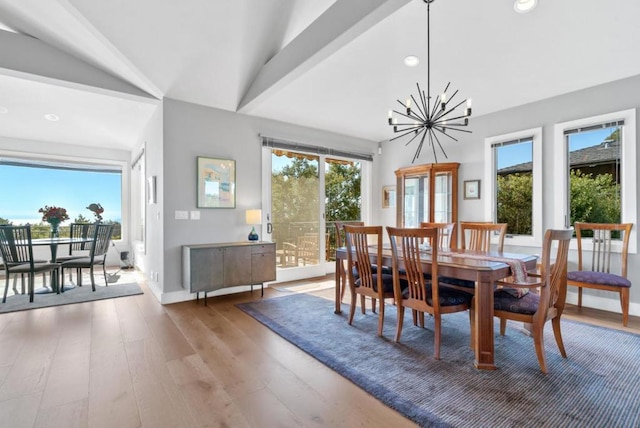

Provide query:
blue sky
left=497, top=127, right=615, bottom=169
left=0, top=165, right=121, bottom=225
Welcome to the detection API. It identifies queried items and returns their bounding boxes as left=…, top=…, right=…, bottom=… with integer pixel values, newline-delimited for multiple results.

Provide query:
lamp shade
left=246, top=209, right=262, bottom=225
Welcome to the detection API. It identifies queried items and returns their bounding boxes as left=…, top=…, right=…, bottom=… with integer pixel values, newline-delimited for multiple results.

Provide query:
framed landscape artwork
left=197, top=157, right=236, bottom=208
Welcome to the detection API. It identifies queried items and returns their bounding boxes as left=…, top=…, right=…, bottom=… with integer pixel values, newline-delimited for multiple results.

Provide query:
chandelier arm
left=417, top=83, right=430, bottom=117
left=429, top=93, right=441, bottom=118
left=433, top=114, right=469, bottom=125
left=390, top=127, right=424, bottom=141
left=429, top=129, right=449, bottom=160
left=439, top=127, right=472, bottom=134
left=395, top=100, right=426, bottom=122
left=411, top=94, right=427, bottom=121
left=433, top=99, right=468, bottom=121
left=394, top=109, right=426, bottom=123
left=412, top=129, right=429, bottom=163
left=402, top=129, right=426, bottom=147
left=428, top=131, right=440, bottom=163
left=432, top=127, right=460, bottom=141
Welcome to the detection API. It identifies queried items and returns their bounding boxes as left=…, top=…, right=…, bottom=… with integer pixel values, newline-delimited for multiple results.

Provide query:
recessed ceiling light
left=404, top=55, right=420, bottom=67
left=44, top=113, right=59, bottom=121
left=0, top=106, right=8, bottom=114
left=514, top=0, right=537, bottom=13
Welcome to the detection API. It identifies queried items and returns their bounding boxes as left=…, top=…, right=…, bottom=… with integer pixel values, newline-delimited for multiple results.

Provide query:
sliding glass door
left=262, top=144, right=368, bottom=282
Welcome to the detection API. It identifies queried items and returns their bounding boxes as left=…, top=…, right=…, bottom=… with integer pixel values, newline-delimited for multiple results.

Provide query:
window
left=0, top=155, right=124, bottom=240
left=553, top=109, right=636, bottom=252
left=484, top=127, right=542, bottom=247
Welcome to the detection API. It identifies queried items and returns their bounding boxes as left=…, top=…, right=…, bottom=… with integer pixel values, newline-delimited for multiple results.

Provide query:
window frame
left=553, top=108, right=636, bottom=253
left=484, top=127, right=543, bottom=247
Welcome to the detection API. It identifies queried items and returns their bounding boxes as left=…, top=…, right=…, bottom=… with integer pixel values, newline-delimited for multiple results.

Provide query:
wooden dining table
left=334, top=245, right=537, bottom=370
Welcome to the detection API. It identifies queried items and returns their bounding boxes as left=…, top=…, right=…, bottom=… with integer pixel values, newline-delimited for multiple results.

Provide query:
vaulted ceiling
left=1, top=0, right=639, bottom=151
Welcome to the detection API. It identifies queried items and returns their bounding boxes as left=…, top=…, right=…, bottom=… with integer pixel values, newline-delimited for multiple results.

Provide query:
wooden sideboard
left=183, top=241, right=276, bottom=303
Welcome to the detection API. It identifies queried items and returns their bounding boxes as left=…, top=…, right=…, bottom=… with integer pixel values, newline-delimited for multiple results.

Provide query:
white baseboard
left=566, top=290, right=638, bottom=318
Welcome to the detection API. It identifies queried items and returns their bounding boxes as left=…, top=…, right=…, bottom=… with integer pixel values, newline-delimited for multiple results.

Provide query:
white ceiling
left=1, top=0, right=640, bottom=151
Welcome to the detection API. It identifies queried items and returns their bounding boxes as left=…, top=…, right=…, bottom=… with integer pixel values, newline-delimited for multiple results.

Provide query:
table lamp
left=246, top=209, right=262, bottom=241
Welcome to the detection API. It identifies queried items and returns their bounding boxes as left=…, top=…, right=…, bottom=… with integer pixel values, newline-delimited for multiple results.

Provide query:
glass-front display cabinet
left=395, top=162, right=459, bottom=246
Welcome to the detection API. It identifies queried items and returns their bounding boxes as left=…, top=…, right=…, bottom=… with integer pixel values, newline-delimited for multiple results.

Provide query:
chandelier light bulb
left=514, top=0, right=537, bottom=13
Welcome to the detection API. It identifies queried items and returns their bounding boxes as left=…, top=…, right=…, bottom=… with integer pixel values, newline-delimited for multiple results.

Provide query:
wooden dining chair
left=387, top=226, right=472, bottom=359
left=441, top=222, right=508, bottom=294
left=567, top=222, right=633, bottom=326
left=420, top=222, right=455, bottom=249
left=472, top=228, right=573, bottom=373
left=0, top=225, right=61, bottom=302
left=460, top=222, right=507, bottom=252
left=335, top=221, right=364, bottom=302
left=344, top=225, right=395, bottom=337
left=60, top=223, right=114, bottom=291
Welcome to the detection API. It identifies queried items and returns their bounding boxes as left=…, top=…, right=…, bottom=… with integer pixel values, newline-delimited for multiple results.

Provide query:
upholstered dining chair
left=441, top=222, right=508, bottom=293
left=335, top=221, right=364, bottom=302
left=60, top=223, right=114, bottom=291
left=344, top=225, right=395, bottom=337
left=387, top=226, right=472, bottom=359
left=567, top=222, right=633, bottom=326
left=472, top=228, right=573, bottom=374
left=420, top=222, right=455, bottom=249
left=0, top=225, right=61, bottom=303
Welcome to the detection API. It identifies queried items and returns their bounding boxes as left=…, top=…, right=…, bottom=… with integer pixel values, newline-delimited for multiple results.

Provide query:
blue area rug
left=238, top=293, right=640, bottom=428
left=0, top=282, right=143, bottom=313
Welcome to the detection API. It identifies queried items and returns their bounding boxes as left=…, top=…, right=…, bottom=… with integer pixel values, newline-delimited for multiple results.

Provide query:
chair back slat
left=69, top=223, right=97, bottom=253
left=344, top=225, right=382, bottom=294
left=90, top=224, right=114, bottom=260
left=575, top=222, right=633, bottom=277
left=387, top=226, right=439, bottom=308
left=420, top=222, right=454, bottom=249
left=540, top=229, right=573, bottom=312
left=460, top=222, right=507, bottom=252
left=334, top=221, right=364, bottom=248
left=0, top=225, right=34, bottom=267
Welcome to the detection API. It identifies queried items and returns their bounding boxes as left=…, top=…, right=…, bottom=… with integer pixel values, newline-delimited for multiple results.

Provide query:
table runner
left=439, top=251, right=529, bottom=283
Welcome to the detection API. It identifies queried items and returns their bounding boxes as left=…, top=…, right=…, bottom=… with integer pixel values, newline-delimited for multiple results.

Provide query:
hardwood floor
left=0, top=273, right=637, bottom=427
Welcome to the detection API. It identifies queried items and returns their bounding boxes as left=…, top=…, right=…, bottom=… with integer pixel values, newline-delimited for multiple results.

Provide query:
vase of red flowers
left=39, top=205, right=70, bottom=238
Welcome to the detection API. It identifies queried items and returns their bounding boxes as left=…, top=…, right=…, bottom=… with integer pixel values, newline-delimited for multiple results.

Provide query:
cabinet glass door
left=434, top=171, right=453, bottom=223
left=403, top=175, right=430, bottom=227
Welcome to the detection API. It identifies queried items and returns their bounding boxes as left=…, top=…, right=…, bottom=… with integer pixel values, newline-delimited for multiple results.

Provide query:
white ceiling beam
left=237, top=0, right=411, bottom=113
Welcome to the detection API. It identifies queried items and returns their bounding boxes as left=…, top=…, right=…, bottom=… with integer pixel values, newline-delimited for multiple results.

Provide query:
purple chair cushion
left=567, top=271, right=631, bottom=288
left=402, top=285, right=472, bottom=306
left=355, top=273, right=395, bottom=293
left=493, top=289, right=539, bottom=315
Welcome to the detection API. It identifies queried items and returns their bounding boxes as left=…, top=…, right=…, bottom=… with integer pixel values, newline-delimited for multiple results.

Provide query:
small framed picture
left=382, top=185, right=396, bottom=208
left=464, top=180, right=481, bottom=200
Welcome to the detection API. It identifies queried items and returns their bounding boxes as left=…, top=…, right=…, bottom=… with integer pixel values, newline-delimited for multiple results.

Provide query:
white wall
left=160, top=98, right=378, bottom=302
left=375, top=73, right=640, bottom=317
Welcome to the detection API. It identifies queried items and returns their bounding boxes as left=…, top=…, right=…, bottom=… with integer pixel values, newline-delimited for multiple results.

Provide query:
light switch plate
left=190, top=210, right=200, bottom=220
left=175, top=210, right=189, bottom=220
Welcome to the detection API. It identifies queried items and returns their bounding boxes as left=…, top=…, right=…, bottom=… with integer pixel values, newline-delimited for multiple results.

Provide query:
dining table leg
left=473, top=273, right=497, bottom=370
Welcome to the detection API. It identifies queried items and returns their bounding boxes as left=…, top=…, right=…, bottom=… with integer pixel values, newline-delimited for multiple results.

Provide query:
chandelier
left=387, top=0, right=472, bottom=163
